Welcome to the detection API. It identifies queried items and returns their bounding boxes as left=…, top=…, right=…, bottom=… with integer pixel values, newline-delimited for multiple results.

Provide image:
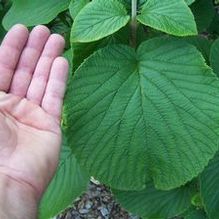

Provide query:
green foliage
left=71, top=0, right=130, bottom=42
left=1, top=0, right=219, bottom=218
left=137, top=0, right=197, bottom=36
left=3, top=0, right=70, bottom=29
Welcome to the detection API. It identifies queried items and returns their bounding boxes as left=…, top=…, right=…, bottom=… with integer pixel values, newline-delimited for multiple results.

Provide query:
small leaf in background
left=210, top=38, right=219, bottom=76
left=65, top=37, right=219, bottom=191
left=137, top=0, right=197, bottom=36
left=113, top=183, right=195, bottom=219
left=69, top=0, right=89, bottom=19
left=71, top=0, right=130, bottom=43
left=190, top=0, right=215, bottom=33
left=39, top=135, right=89, bottom=219
left=200, top=152, right=219, bottom=219
left=3, top=0, right=70, bottom=29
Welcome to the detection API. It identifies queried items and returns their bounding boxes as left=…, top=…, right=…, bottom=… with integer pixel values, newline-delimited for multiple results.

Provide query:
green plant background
left=1, top=0, right=219, bottom=219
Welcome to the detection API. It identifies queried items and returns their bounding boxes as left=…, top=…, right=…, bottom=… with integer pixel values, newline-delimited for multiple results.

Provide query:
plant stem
left=131, top=0, right=138, bottom=48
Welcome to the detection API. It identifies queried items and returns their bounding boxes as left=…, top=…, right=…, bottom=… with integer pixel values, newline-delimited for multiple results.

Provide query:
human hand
left=0, top=24, right=68, bottom=217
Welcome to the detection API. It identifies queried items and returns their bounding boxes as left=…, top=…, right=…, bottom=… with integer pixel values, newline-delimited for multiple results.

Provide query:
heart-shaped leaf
left=65, top=37, right=219, bottom=190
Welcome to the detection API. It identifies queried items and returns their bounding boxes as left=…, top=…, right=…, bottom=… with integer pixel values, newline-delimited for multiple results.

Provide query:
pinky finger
left=42, top=57, right=69, bottom=121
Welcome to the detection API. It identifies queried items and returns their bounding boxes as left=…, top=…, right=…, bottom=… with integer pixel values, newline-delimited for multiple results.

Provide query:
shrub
left=1, top=0, right=219, bottom=218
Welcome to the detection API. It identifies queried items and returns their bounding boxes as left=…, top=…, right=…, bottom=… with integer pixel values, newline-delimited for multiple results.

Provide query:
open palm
left=0, top=24, right=68, bottom=199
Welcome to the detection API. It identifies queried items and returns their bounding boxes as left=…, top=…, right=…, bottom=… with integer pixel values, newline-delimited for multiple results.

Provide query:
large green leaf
left=210, top=39, right=219, bottom=76
left=65, top=37, right=219, bottom=191
left=39, top=136, right=89, bottom=219
left=200, top=152, right=219, bottom=219
left=69, top=0, right=89, bottom=19
left=190, top=0, right=215, bottom=33
left=113, top=183, right=195, bottom=219
left=71, top=0, right=130, bottom=43
left=3, top=0, right=70, bottom=29
left=137, top=0, right=197, bottom=36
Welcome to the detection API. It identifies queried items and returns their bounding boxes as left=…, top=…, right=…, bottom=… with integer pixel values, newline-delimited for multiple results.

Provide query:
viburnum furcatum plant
left=1, top=0, right=219, bottom=218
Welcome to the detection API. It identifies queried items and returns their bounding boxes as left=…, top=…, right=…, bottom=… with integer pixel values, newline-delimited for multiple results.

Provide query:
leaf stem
left=131, top=0, right=138, bottom=48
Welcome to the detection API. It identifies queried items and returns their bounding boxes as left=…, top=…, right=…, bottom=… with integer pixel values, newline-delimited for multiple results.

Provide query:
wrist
left=0, top=173, right=38, bottom=219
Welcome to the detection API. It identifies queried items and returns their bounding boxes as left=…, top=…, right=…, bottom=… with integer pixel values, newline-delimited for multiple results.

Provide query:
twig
left=130, top=0, right=138, bottom=48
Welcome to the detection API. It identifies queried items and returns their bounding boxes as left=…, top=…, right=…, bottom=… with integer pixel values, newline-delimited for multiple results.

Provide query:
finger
left=26, top=34, right=65, bottom=104
left=0, top=24, right=29, bottom=92
left=42, top=57, right=69, bottom=121
left=10, top=25, right=50, bottom=97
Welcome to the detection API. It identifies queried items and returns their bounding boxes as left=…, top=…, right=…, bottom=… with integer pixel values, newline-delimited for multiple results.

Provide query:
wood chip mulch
left=57, top=181, right=140, bottom=219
